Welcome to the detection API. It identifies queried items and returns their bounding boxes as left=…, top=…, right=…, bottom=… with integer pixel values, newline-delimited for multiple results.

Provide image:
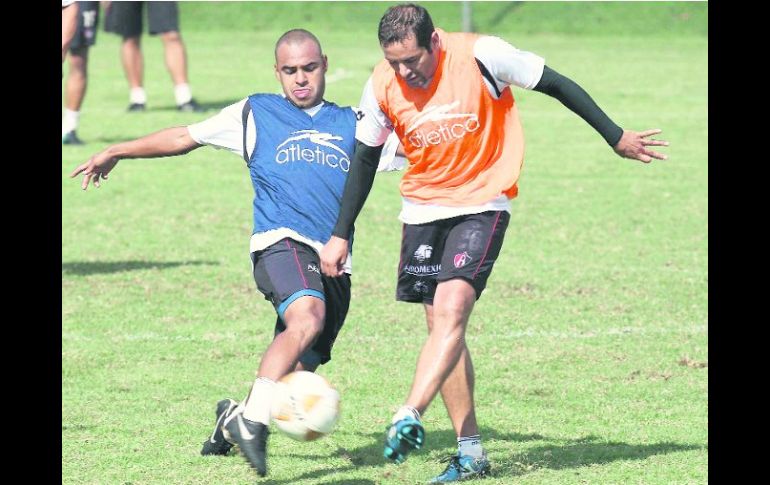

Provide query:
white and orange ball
left=270, top=371, right=340, bottom=441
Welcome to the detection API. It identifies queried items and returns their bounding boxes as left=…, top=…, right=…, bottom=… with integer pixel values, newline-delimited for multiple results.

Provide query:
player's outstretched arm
left=613, top=129, right=669, bottom=163
left=69, top=126, right=202, bottom=190
left=532, top=66, right=669, bottom=162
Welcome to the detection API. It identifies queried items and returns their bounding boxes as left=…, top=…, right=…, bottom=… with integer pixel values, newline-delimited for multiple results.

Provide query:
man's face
left=383, top=31, right=440, bottom=89
left=274, top=40, right=327, bottom=109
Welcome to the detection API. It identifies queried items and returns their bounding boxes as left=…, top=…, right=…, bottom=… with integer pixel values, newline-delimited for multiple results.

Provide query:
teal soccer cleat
left=428, top=453, right=491, bottom=483
left=383, top=416, right=425, bottom=464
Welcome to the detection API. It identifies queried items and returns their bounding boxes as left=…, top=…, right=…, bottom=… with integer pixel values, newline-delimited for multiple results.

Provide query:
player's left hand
left=613, top=129, right=669, bottom=163
left=320, top=236, right=349, bottom=277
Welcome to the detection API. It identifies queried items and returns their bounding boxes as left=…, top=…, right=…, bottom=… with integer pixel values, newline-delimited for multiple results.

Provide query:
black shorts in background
left=104, top=1, right=179, bottom=37
left=397, top=211, right=510, bottom=304
left=251, top=238, right=351, bottom=367
left=70, top=1, right=99, bottom=50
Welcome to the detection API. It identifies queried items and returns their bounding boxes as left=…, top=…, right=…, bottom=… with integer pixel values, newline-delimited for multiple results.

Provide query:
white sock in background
left=130, top=87, right=147, bottom=104
left=62, top=109, right=80, bottom=135
left=174, top=83, right=193, bottom=105
left=391, top=405, right=421, bottom=424
left=457, top=434, right=484, bottom=458
left=242, top=377, right=276, bottom=425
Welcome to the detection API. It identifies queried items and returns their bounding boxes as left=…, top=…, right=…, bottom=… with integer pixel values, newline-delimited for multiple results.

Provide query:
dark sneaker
left=62, top=131, right=83, bottom=145
left=428, top=453, right=491, bottom=483
left=383, top=416, right=424, bottom=464
left=223, top=411, right=269, bottom=476
left=127, top=102, right=146, bottom=112
left=200, top=398, right=239, bottom=456
left=177, top=98, right=205, bottom=112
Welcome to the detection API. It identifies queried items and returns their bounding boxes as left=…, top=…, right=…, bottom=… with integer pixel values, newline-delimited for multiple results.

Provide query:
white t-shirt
left=187, top=99, right=354, bottom=273
left=377, top=131, right=407, bottom=172
left=356, top=35, right=546, bottom=224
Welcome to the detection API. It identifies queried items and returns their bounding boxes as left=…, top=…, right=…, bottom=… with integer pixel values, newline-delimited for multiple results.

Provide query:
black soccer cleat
left=62, top=131, right=84, bottom=145
left=127, top=102, right=146, bottom=112
left=177, top=98, right=205, bottom=112
left=200, top=398, right=239, bottom=456
left=223, top=411, right=270, bottom=476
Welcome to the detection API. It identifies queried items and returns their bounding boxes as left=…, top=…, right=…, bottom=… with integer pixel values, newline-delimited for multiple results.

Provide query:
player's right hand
left=70, top=151, right=119, bottom=190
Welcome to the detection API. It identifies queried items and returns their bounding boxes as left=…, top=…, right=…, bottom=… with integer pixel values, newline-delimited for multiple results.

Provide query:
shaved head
left=275, top=29, right=323, bottom=61
left=273, top=29, right=328, bottom=108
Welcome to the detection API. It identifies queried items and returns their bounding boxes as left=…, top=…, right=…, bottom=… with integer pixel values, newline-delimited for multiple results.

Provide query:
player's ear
left=322, top=55, right=328, bottom=73
left=430, top=31, right=440, bottom=51
left=274, top=64, right=280, bottom=82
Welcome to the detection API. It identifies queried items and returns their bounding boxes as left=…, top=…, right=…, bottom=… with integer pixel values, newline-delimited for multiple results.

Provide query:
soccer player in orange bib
left=321, top=3, right=668, bottom=482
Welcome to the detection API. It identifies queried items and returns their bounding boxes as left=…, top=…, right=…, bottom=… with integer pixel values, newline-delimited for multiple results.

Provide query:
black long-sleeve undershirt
left=532, top=65, right=623, bottom=147
left=331, top=65, right=624, bottom=240
left=331, top=140, right=383, bottom=239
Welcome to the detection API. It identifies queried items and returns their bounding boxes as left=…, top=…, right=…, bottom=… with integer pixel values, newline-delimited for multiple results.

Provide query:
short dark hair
left=275, top=29, right=322, bottom=60
left=378, top=3, right=435, bottom=52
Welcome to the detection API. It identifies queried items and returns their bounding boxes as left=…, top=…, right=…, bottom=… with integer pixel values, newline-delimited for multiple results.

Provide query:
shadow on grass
left=262, top=428, right=703, bottom=483
left=140, top=98, right=243, bottom=113
left=62, top=260, right=218, bottom=276
left=497, top=438, right=704, bottom=477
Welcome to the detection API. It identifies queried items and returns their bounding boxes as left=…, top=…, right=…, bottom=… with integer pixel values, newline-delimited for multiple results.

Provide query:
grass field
left=62, top=2, right=708, bottom=484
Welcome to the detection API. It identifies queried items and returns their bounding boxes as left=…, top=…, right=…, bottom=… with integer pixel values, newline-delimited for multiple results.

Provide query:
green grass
left=62, top=2, right=707, bottom=484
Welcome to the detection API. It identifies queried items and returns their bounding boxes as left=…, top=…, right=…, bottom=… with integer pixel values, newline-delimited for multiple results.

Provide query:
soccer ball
left=270, top=371, right=340, bottom=441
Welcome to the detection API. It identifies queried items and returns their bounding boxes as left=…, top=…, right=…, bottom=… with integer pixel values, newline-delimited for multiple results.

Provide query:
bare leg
left=159, top=30, right=188, bottom=85
left=256, top=296, right=324, bottom=381
left=405, top=279, right=476, bottom=419
left=121, top=36, right=143, bottom=90
left=423, top=303, right=479, bottom=437
left=64, top=46, right=89, bottom=112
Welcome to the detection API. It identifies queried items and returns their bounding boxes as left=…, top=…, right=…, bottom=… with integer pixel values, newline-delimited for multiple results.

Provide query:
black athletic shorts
left=396, top=210, right=510, bottom=304
left=104, top=1, right=179, bottom=37
left=70, top=1, right=99, bottom=50
left=251, top=238, right=351, bottom=367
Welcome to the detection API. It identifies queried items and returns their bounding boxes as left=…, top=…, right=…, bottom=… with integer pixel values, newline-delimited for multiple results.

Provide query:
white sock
left=174, top=83, right=193, bottom=105
left=130, top=87, right=147, bottom=104
left=457, top=434, right=484, bottom=458
left=242, top=377, right=276, bottom=425
left=391, top=405, right=421, bottom=424
left=62, top=109, right=80, bottom=135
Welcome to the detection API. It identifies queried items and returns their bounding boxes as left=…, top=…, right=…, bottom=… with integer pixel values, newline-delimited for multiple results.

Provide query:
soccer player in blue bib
left=71, top=29, right=361, bottom=478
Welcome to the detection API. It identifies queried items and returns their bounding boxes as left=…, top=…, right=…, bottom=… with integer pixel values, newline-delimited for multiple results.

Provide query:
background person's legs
left=159, top=31, right=194, bottom=108
left=147, top=1, right=202, bottom=111
left=104, top=1, right=147, bottom=110
left=62, top=1, right=99, bottom=143
left=120, top=36, right=147, bottom=110
left=63, top=47, right=89, bottom=144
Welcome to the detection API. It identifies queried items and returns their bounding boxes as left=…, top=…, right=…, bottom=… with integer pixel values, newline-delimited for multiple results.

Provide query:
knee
left=288, top=316, right=324, bottom=343
left=160, top=31, right=182, bottom=44
left=434, top=301, right=471, bottom=327
left=431, top=305, right=471, bottom=343
left=433, top=282, right=476, bottom=326
left=282, top=295, right=326, bottom=342
left=123, top=36, right=141, bottom=47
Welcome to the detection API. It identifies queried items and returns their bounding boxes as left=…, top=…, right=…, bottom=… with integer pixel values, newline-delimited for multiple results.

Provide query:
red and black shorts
left=396, top=211, right=510, bottom=304
left=251, top=238, right=350, bottom=367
